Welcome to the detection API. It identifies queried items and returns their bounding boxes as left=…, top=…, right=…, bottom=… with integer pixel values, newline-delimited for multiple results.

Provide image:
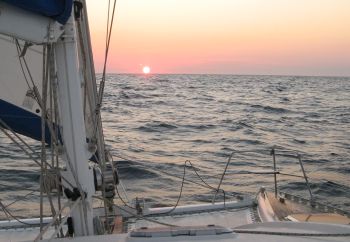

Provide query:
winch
left=93, top=162, right=119, bottom=200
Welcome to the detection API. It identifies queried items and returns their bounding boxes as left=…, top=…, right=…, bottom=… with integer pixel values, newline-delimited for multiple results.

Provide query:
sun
left=142, top=66, right=151, bottom=74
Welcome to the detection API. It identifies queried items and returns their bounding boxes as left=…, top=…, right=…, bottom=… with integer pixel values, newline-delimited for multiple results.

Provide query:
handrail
left=269, top=147, right=314, bottom=202
left=212, top=152, right=234, bottom=204
left=271, top=147, right=278, bottom=198
left=210, top=147, right=314, bottom=204
left=297, top=154, right=314, bottom=202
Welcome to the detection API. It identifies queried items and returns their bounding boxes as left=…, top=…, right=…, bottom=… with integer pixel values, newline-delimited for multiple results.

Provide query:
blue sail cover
left=2, top=0, right=73, bottom=24
left=0, top=99, right=53, bottom=144
left=0, top=99, right=99, bottom=161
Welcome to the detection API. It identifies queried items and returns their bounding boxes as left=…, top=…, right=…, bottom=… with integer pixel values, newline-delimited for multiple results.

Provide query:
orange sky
left=86, top=0, right=350, bottom=76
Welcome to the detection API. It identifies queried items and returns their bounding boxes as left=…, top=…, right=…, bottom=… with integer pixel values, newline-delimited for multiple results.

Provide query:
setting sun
left=143, top=66, right=151, bottom=74
left=87, top=0, right=350, bottom=76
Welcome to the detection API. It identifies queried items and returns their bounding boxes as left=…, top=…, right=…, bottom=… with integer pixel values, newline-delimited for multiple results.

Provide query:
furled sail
left=0, top=1, right=101, bottom=154
left=0, top=1, right=110, bottom=236
left=0, top=34, right=51, bottom=142
left=1, top=0, right=73, bottom=24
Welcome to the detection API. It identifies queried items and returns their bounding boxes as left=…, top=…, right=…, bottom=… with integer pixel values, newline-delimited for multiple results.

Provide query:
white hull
left=1, top=191, right=349, bottom=242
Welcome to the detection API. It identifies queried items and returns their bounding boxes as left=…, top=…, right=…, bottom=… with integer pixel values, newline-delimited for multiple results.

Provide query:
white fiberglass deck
left=0, top=227, right=55, bottom=242
left=128, top=208, right=255, bottom=231
left=43, top=222, right=350, bottom=242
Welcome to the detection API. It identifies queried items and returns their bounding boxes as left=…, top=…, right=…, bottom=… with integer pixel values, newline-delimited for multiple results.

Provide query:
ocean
left=0, top=74, right=349, bottom=218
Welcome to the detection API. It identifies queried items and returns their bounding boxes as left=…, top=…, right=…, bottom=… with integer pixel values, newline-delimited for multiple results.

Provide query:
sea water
left=0, top=74, right=349, bottom=218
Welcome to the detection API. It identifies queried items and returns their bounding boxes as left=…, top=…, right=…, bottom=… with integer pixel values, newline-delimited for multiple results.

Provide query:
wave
left=119, top=90, right=150, bottom=99
left=137, top=121, right=178, bottom=132
left=182, top=124, right=217, bottom=130
left=116, top=160, right=160, bottom=179
left=313, top=181, right=350, bottom=197
left=0, top=169, right=39, bottom=186
left=250, top=104, right=290, bottom=114
left=2, top=74, right=350, bottom=214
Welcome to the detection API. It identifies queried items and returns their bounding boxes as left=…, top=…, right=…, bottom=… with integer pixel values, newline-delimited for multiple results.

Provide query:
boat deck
left=126, top=207, right=257, bottom=232
left=266, top=192, right=318, bottom=220
left=263, top=192, right=350, bottom=224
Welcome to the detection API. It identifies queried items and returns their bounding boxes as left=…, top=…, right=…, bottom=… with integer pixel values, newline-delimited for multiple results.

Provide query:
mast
left=0, top=1, right=102, bottom=236
left=54, top=12, right=95, bottom=236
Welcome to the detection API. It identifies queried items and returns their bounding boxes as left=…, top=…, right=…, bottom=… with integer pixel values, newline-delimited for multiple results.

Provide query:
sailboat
left=0, top=1, right=349, bottom=241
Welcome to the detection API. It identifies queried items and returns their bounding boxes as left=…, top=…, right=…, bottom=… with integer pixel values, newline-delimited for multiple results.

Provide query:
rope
left=156, top=160, right=188, bottom=215
left=115, top=183, right=135, bottom=211
left=93, top=196, right=178, bottom=228
left=185, top=160, right=227, bottom=206
left=114, top=153, right=230, bottom=198
left=113, top=154, right=228, bottom=193
left=113, top=155, right=230, bottom=216
left=114, top=158, right=188, bottom=214
left=157, top=160, right=228, bottom=214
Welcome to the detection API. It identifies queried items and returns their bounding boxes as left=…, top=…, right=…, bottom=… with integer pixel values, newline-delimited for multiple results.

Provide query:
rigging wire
left=2, top=190, right=38, bottom=209
left=14, top=39, right=43, bottom=109
left=14, top=40, right=31, bottom=90
left=87, top=0, right=118, bottom=231
left=0, top=200, right=33, bottom=226
left=13, top=39, right=59, bottom=146
left=0, top=119, right=75, bottom=189
left=106, top=0, right=111, bottom=48
left=96, top=0, right=117, bottom=114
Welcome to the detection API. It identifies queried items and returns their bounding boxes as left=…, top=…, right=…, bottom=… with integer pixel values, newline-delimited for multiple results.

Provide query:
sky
left=86, top=0, right=350, bottom=76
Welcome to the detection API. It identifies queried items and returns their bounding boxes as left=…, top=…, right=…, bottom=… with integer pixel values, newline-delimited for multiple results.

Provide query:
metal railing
left=212, top=147, right=314, bottom=203
left=270, top=147, right=314, bottom=202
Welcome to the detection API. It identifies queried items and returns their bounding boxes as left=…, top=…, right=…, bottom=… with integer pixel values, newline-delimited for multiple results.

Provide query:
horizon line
left=96, top=72, right=350, bottom=78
